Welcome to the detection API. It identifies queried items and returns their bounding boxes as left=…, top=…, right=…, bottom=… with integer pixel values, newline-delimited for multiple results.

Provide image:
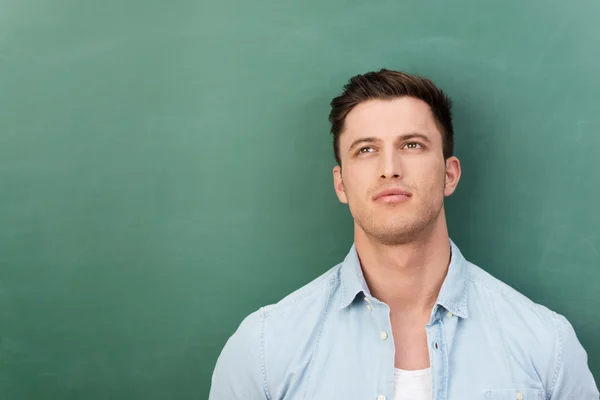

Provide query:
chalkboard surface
left=1, top=1, right=598, bottom=398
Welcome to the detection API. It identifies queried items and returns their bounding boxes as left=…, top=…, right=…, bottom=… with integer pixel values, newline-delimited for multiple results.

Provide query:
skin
left=332, top=97, right=461, bottom=370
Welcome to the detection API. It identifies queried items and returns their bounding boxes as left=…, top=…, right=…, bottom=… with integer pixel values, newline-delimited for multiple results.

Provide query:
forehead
left=341, top=97, right=442, bottom=146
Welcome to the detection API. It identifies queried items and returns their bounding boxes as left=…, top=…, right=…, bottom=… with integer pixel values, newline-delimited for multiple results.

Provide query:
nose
left=380, top=150, right=404, bottom=180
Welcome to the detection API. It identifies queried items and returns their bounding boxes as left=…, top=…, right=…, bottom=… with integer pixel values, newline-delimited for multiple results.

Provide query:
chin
left=371, top=230, right=419, bottom=246
left=367, top=222, right=420, bottom=242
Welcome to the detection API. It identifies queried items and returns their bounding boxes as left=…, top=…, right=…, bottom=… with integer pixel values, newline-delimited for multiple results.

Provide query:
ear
left=444, top=156, right=461, bottom=197
left=333, top=165, right=348, bottom=204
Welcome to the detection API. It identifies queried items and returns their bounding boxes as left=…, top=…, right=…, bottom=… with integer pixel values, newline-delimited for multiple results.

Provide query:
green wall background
left=1, top=0, right=598, bottom=398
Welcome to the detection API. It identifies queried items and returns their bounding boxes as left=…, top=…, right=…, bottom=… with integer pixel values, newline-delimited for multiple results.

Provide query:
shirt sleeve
left=209, top=309, right=269, bottom=400
left=549, top=313, right=599, bottom=399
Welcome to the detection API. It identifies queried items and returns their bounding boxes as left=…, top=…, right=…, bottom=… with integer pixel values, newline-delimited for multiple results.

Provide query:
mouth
left=373, top=188, right=412, bottom=204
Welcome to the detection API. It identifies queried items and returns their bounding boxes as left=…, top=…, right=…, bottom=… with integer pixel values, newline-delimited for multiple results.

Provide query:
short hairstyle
left=328, top=69, right=454, bottom=165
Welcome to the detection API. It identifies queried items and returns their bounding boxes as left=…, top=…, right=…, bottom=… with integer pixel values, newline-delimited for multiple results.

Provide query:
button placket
left=363, top=297, right=372, bottom=311
left=426, top=321, right=448, bottom=397
left=516, top=392, right=523, bottom=400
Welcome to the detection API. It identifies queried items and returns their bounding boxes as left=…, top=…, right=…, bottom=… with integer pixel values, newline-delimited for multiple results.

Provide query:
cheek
left=343, top=167, right=373, bottom=198
left=415, top=162, right=446, bottom=194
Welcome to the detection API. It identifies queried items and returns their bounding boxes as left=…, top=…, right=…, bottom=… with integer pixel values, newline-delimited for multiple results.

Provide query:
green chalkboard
left=1, top=0, right=598, bottom=398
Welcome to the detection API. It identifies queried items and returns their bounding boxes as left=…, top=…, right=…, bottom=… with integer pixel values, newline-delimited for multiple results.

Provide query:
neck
left=354, top=211, right=451, bottom=315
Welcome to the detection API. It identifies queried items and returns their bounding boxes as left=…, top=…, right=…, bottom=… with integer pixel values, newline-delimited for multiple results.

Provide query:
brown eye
left=358, top=147, right=374, bottom=154
left=405, top=142, right=422, bottom=149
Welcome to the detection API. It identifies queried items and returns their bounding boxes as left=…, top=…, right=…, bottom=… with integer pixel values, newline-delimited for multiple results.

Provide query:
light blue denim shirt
left=209, top=241, right=599, bottom=399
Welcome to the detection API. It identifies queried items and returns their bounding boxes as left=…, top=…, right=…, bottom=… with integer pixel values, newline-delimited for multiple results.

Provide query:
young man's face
left=333, top=97, right=461, bottom=245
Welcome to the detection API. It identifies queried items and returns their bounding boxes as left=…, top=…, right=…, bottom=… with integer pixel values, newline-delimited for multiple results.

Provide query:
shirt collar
left=338, top=240, right=469, bottom=319
left=338, top=243, right=370, bottom=310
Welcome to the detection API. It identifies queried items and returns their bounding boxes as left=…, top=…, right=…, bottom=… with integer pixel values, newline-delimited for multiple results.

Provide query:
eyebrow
left=347, top=133, right=432, bottom=153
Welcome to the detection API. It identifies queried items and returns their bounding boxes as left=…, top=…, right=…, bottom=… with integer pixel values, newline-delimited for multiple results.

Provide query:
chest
left=390, top=315, right=431, bottom=370
left=272, top=309, right=546, bottom=400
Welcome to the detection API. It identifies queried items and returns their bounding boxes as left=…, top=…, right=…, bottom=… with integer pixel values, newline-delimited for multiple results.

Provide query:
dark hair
left=328, top=69, right=454, bottom=165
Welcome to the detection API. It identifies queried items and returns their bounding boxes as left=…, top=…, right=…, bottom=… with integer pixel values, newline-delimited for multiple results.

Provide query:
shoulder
left=223, top=261, right=343, bottom=342
left=464, top=261, right=596, bottom=394
left=262, top=261, right=342, bottom=317
left=230, top=260, right=343, bottom=328
left=465, top=261, right=556, bottom=322
left=211, top=263, right=344, bottom=398
left=465, top=261, right=559, bottom=348
left=258, top=265, right=342, bottom=354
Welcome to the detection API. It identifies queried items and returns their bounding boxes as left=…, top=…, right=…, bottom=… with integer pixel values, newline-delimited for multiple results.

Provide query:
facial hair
left=343, top=172, right=446, bottom=246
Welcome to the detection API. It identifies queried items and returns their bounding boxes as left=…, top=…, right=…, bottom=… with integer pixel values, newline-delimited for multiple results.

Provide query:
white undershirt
left=393, top=367, right=432, bottom=400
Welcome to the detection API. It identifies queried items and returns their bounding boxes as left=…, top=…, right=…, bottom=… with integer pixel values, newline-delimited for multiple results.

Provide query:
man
left=209, top=69, right=599, bottom=399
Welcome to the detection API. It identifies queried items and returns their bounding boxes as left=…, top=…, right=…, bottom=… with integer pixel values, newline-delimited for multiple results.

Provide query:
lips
left=373, top=188, right=412, bottom=202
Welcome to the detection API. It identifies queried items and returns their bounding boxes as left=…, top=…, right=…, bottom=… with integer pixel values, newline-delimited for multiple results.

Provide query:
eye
left=404, top=142, right=423, bottom=150
left=357, top=146, right=375, bottom=154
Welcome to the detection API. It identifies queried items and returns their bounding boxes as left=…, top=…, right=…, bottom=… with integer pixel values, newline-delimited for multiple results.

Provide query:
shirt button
left=380, top=331, right=388, bottom=340
left=378, top=395, right=386, bottom=400
left=516, top=392, right=523, bottom=400
left=366, top=304, right=372, bottom=311
left=447, top=311, right=453, bottom=318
